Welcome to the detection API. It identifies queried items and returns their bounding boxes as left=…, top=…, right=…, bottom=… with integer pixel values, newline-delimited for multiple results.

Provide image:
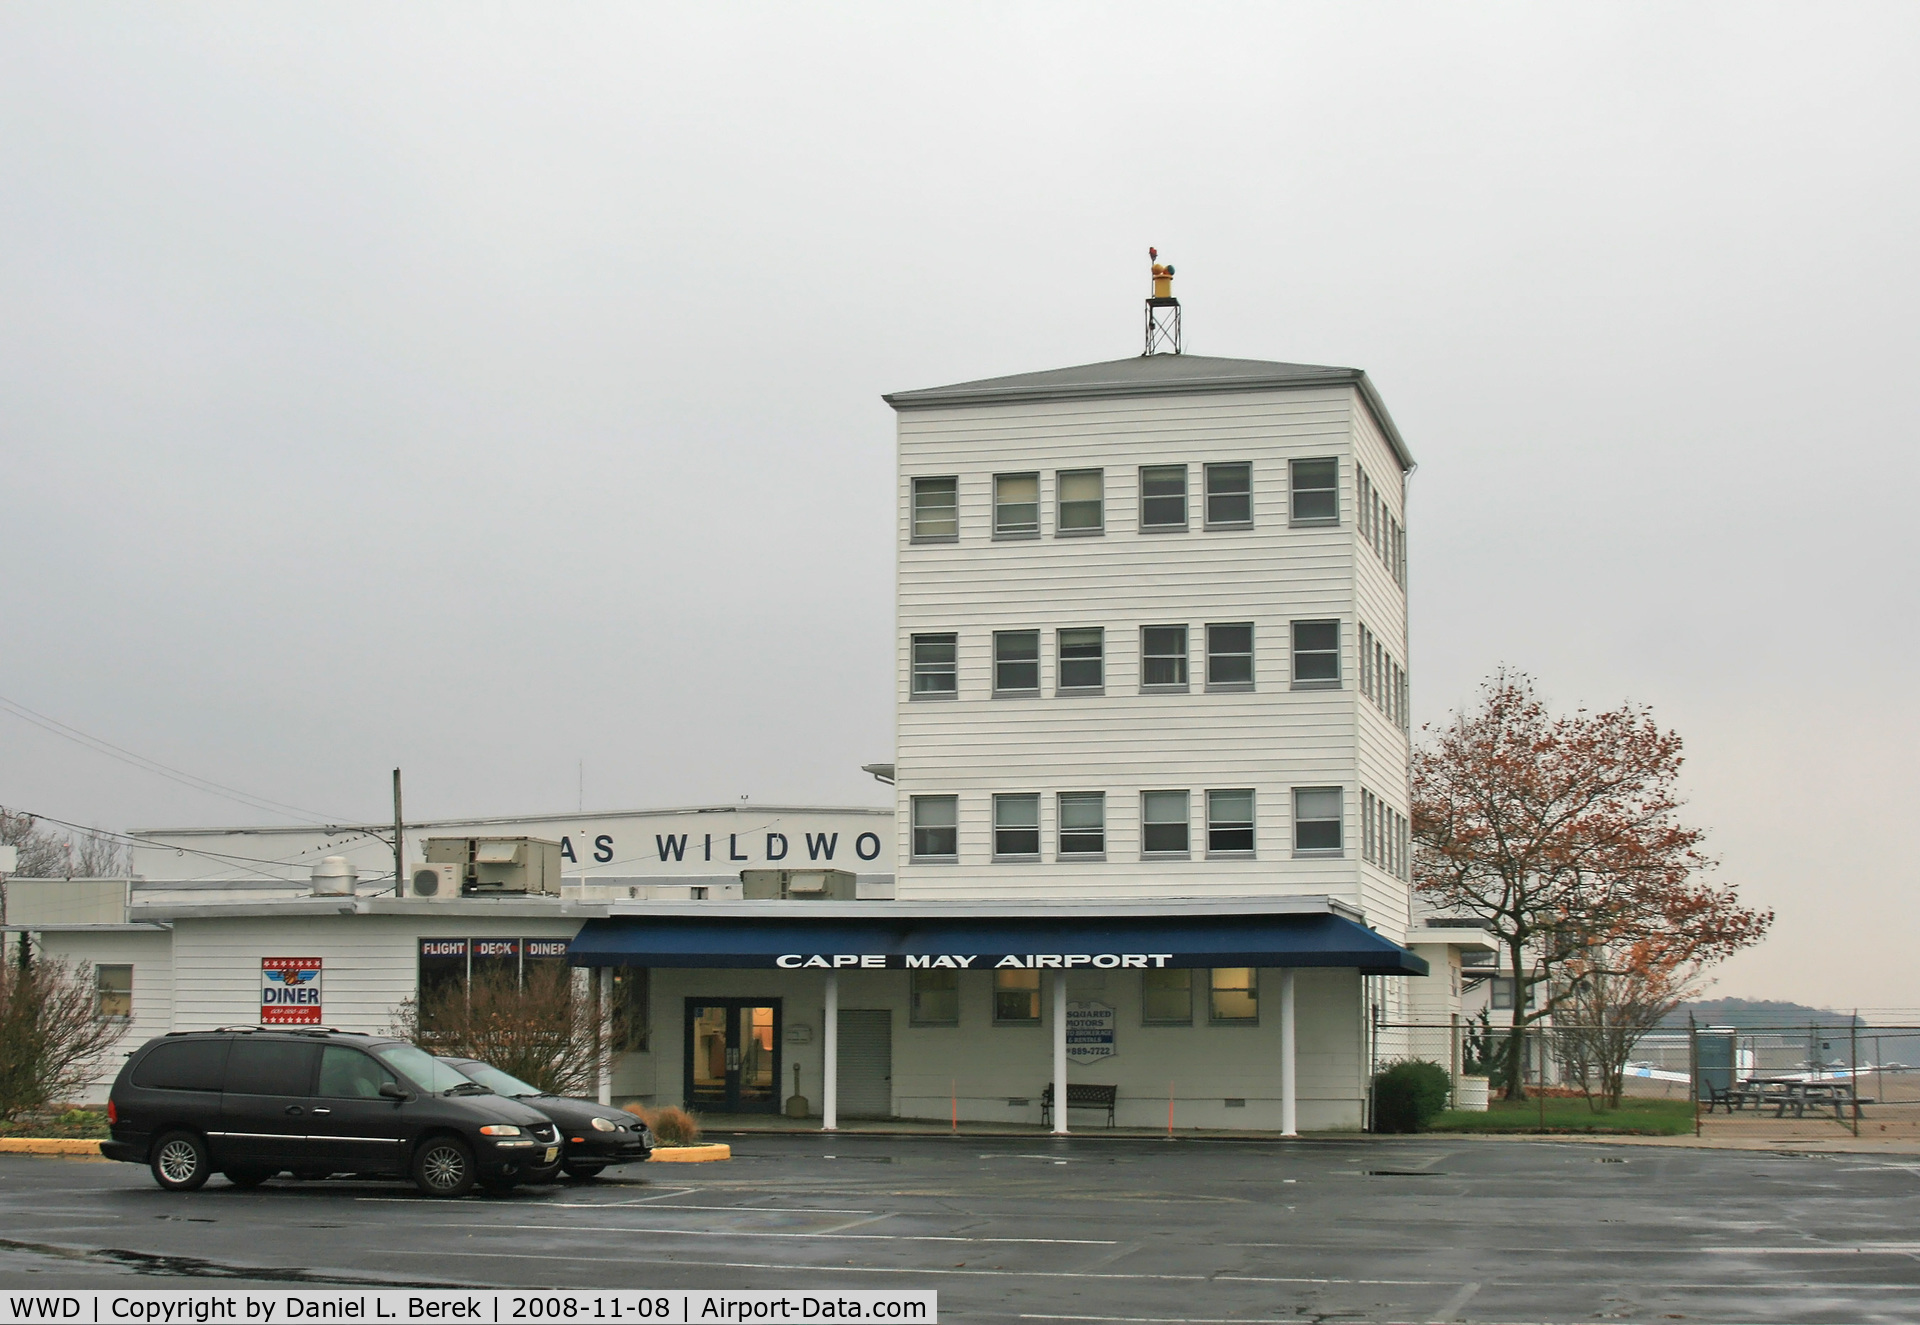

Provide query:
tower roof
left=883, top=353, right=1413, bottom=470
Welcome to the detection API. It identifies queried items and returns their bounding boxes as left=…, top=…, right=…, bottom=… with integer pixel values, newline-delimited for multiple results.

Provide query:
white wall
left=34, top=928, right=175, bottom=1101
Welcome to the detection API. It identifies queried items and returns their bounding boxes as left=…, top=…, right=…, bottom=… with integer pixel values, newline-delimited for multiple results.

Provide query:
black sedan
left=439, top=1057, right=653, bottom=1178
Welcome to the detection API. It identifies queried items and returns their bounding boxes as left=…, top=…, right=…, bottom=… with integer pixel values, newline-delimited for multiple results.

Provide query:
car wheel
left=224, top=1169, right=273, bottom=1189
left=150, top=1132, right=211, bottom=1192
left=563, top=1162, right=607, bottom=1179
left=412, top=1137, right=477, bottom=1198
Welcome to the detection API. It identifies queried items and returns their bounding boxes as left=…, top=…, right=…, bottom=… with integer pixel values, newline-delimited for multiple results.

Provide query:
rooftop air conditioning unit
left=407, top=862, right=463, bottom=900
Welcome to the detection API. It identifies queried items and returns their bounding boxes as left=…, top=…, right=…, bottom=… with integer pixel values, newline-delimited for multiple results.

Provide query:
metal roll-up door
left=837, top=1009, right=893, bottom=1118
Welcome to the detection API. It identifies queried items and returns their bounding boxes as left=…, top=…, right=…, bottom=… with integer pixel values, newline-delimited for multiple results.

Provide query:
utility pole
left=392, top=769, right=405, bottom=896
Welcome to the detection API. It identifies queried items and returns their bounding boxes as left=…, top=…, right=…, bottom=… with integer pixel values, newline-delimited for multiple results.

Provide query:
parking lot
left=3, top=1133, right=1919, bottom=1323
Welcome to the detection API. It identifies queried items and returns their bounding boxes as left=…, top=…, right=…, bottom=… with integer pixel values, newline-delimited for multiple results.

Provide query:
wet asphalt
left=2, top=1133, right=1918, bottom=1323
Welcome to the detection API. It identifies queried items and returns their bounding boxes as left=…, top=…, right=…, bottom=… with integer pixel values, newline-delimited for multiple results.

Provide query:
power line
left=15, top=808, right=392, bottom=880
left=0, top=692, right=346, bottom=823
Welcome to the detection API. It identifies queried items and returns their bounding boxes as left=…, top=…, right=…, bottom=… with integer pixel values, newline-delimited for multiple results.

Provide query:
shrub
left=625, top=1103, right=702, bottom=1146
left=390, top=962, right=606, bottom=1098
left=0, top=958, right=130, bottom=1121
left=1373, top=1059, right=1452, bottom=1133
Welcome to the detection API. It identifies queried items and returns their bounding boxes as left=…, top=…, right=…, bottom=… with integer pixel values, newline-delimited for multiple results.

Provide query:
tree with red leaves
left=1411, top=670, right=1771, bottom=1100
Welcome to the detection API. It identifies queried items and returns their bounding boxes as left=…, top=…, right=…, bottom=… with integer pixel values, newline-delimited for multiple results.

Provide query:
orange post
left=951, top=1079, right=958, bottom=1132
left=1167, top=1081, right=1175, bottom=1138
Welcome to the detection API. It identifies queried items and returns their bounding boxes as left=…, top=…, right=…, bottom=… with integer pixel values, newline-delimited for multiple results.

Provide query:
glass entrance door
left=684, top=999, right=781, bottom=1113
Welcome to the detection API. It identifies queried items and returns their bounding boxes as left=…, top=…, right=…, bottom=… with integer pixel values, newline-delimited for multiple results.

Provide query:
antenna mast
left=1144, top=247, right=1181, bottom=355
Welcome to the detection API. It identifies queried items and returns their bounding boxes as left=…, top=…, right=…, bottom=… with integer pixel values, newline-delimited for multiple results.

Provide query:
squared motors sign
left=261, top=957, right=324, bottom=1024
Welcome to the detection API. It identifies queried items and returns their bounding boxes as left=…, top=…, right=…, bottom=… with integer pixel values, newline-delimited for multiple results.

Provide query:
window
left=1057, top=469, right=1104, bottom=534
left=911, top=633, right=958, bottom=698
left=224, top=1039, right=318, bottom=1097
left=993, top=630, right=1040, bottom=694
left=1209, top=968, right=1258, bottom=1023
left=1142, top=968, right=1193, bottom=1025
left=95, top=964, right=132, bottom=1020
left=993, top=793, right=1041, bottom=859
left=1057, top=627, right=1104, bottom=691
left=1290, top=458, right=1338, bottom=524
left=994, top=969, right=1041, bottom=1023
left=1206, top=623, right=1254, bottom=690
left=131, top=1039, right=229, bottom=1092
left=1057, top=792, right=1105, bottom=857
left=1291, top=619, right=1340, bottom=688
left=317, top=1046, right=397, bottom=1099
left=612, top=967, right=650, bottom=1052
left=1207, top=789, right=1255, bottom=855
left=911, top=476, right=958, bottom=542
left=911, top=795, right=959, bottom=861
left=1490, top=977, right=1534, bottom=1011
left=1293, top=787, right=1344, bottom=855
left=1205, top=462, right=1252, bottom=527
left=1141, top=790, right=1190, bottom=857
left=1140, top=625, right=1188, bottom=690
left=1139, top=464, right=1188, bottom=530
left=994, top=472, right=1040, bottom=537
left=911, top=969, right=960, bottom=1026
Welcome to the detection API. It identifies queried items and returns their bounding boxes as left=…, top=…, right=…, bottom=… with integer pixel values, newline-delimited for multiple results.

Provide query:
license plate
left=544, top=1147, right=559, bottom=1163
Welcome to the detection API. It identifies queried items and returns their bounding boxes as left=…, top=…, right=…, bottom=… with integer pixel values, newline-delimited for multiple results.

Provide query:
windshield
left=452, top=1060, right=544, bottom=1098
left=374, top=1043, right=490, bottom=1095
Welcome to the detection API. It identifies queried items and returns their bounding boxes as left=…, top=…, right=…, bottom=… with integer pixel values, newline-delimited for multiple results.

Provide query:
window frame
left=910, top=968, right=961, bottom=1027
left=910, top=475, right=960, bottom=544
left=1288, top=457, right=1339, bottom=526
left=992, top=471, right=1041, bottom=539
left=992, top=629, right=1041, bottom=697
left=1056, top=626, right=1105, bottom=694
left=1292, top=786, right=1345, bottom=857
left=1140, top=789, right=1191, bottom=860
left=1142, top=968, right=1194, bottom=1026
left=1055, top=468, right=1105, bottom=537
left=992, top=792, right=1042, bottom=861
left=1056, top=791, right=1106, bottom=860
left=1208, top=967, right=1260, bottom=1025
left=1139, top=624, right=1190, bottom=692
left=1203, top=461, right=1253, bottom=529
left=909, top=632, right=959, bottom=700
left=910, top=794, right=960, bottom=863
left=1290, top=619, right=1342, bottom=690
left=95, top=963, right=133, bottom=1021
left=1206, top=788, right=1256, bottom=858
left=993, top=968, right=1042, bottom=1026
left=1138, top=463, right=1189, bottom=532
left=1205, top=622, right=1255, bottom=692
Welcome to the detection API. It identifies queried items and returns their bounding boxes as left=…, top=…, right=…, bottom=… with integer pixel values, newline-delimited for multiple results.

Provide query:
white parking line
left=487, top=1222, right=1116, bottom=1245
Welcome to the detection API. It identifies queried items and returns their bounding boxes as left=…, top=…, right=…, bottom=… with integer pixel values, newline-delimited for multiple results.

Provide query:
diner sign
left=260, top=957, right=323, bottom=1024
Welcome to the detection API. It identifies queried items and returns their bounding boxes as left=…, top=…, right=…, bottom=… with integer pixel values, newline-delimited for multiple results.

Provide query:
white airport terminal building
left=8, top=275, right=1484, bottom=1132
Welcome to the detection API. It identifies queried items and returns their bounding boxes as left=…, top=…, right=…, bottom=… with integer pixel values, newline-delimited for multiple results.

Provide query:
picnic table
left=1741, top=1077, right=1869, bottom=1120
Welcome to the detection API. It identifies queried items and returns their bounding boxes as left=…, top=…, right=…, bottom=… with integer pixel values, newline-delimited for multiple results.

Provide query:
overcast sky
left=3, top=4, right=1915, bottom=1011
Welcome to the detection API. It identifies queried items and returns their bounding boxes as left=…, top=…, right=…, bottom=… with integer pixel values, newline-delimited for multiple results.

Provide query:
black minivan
left=103, top=1028, right=561, bottom=1197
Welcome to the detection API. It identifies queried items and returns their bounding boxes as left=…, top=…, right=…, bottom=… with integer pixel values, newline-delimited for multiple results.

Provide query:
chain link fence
left=1366, top=1015, right=1920, bottom=1137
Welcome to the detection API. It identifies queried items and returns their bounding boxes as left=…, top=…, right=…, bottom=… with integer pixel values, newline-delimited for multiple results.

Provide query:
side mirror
left=379, top=1082, right=414, bottom=1102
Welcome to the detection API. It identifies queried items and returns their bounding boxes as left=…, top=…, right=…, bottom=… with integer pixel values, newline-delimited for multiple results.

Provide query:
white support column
left=597, top=967, right=613, bottom=1106
left=1052, top=971, right=1069, bottom=1135
left=823, top=970, right=839, bottom=1131
left=1280, top=968, right=1298, bottom=1137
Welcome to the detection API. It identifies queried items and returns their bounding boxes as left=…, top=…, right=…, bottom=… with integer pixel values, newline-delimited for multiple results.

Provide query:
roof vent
left=311, top=856, right=357, bottom=896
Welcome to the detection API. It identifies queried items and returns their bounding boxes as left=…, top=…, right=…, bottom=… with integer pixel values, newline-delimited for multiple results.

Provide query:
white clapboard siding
left=893, top=380, right=1413, bottom=939
left=38, top=928, right=176, bottom=1099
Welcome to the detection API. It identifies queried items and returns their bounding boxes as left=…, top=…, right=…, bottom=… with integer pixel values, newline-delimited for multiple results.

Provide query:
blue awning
left=567, top=910, right=1427, bottom=976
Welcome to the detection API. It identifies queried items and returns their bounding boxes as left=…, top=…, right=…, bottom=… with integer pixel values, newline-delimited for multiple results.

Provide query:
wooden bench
left=1040, top=1083, right=1117, bottom=1128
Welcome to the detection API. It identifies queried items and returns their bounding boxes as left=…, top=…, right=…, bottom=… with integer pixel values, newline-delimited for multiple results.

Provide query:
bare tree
left=70, top=828, right=131, bottom=878
left=1, top=809, right=76, bottom=880
left=0, top=957, right=131, bottom=1119
left=390, top=963, right=608, bottom=1098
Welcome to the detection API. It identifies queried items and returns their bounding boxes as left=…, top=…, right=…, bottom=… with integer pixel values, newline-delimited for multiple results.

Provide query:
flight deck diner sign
left=260, top=956, right=324, bottom=1024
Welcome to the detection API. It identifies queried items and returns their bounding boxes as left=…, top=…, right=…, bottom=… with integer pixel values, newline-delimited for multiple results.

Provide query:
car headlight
left=590, top=1116, right=618, bottom=1132
left=479, top=1124, right=522, bottom=1136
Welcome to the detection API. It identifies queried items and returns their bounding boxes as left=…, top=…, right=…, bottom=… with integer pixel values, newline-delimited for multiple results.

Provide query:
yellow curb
left=647, top=1143, right=730, bottom=1163
left=0, top=1138, right=105, bottom=1155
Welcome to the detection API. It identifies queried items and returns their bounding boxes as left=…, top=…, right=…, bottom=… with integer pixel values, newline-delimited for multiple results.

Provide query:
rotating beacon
left=1144, top=247, right=1181, bottom=355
